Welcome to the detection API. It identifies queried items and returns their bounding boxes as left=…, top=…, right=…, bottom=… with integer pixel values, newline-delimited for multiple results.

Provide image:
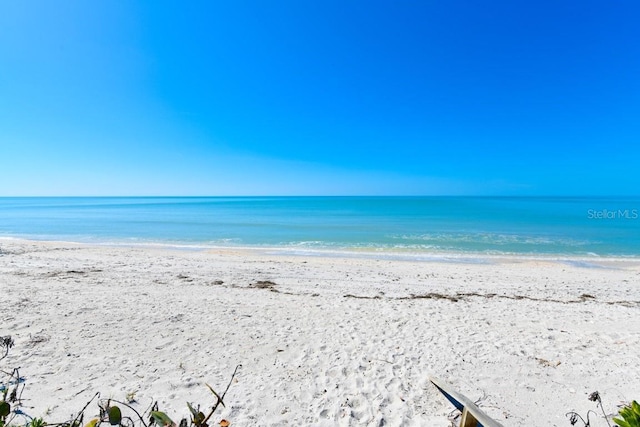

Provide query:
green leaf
left=615, top=402, right=640, bottom=427
left=187, top=403, right=198, bottom=417
left=186, top=404, right=205, bottom=426
left=151, top=411, right=175, bottom=427
left=85, top=418, right=100, bottom=427
left=0, top=402, right=10, bottom=418
left=613, top=418, right=630, bottom=427
left=108, top=406, right=122, bottom=426
left=30, top=418, right=46, bottom=427
left=196, top=413, right=205, bottom=426
left=205, top=383, right=225, bottom=407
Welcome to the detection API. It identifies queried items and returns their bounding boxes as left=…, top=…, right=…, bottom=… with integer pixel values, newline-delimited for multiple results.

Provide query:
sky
left=1, top=1, right=639, bottom=196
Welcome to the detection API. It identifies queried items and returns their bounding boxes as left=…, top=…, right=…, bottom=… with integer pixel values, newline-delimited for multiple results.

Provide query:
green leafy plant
left=29, top=418, right=47, bottom=427
left=613, top=401, right=640, bottom=427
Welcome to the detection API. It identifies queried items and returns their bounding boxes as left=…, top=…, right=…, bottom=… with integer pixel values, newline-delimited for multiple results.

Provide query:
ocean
left=0, top=196, right=639, bottom=258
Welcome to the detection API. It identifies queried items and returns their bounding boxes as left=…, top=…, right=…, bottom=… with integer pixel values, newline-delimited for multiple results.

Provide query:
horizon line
left=1, top=195, right=639, bottom=199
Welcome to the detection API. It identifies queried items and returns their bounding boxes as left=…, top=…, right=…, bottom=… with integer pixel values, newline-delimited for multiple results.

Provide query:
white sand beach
left=1, top=238, right=640, bottom=426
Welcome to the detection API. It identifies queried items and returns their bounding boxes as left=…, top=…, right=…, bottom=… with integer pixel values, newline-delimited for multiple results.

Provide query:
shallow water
left=0, top=196, right=639, bottom=257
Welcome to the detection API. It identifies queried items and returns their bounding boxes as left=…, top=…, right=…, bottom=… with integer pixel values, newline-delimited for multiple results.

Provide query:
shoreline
left=3, top=236, right=640, bottom=267
left=2, top=238, right=640, bottom=425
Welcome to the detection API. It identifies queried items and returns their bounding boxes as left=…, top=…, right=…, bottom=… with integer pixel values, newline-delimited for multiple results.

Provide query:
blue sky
left=1, top=1, right=639, bottom=196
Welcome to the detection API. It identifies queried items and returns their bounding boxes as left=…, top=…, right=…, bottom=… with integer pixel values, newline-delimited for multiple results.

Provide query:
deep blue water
left=0, top=197, right=639, bottom=257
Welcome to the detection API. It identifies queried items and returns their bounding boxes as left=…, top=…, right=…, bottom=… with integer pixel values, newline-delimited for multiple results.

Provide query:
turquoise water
left=0, top=197, right=639, bottom=257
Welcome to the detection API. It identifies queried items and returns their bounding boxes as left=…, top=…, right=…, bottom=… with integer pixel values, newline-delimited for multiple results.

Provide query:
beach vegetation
left=613, top=401, right=640, bottom=427
left=28, top=418, right=46, bottom=427
left=566, top=391, right=640, bottom=427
